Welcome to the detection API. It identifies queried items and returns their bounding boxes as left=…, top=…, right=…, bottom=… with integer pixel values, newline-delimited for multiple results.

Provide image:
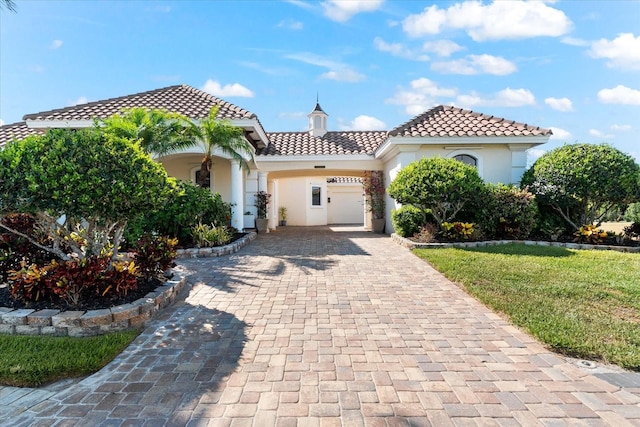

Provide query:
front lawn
left=414, top=244, right=640, bottom=370
left=0, top=330, right=139, bottom=387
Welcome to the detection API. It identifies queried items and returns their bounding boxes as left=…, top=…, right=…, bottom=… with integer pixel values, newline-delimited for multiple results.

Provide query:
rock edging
left=0, top=232, right=257, bottom=337
left=175, top=231, right=257, bottom=259
left=0, top=277, right=187, bottom=337
left=391, top=233, right=640, bottom=253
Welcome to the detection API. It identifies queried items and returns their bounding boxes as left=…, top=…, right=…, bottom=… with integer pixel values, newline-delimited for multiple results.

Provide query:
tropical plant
left=101, top=108, right=196, bottom=157
left=190, top=106, right=255, bottom=187
left=0, top=128, right=174, bottom=265
left=573, top=224, right=608, bottom=245
left=191, top=223, right=232, bottom=248
left=0, top=0, right=16, bottom=12
left=279, top=206, right=288, bottom=221
left=521, top=144, right=640, bottom=231
left=387, top=157, right=484, bottom=224
left=363, top=170, right=385, bottom=219
left=255, top=191, right=271, bottom=219
left=440, top=222, right=475, bottom=241
left=133, top=235, right=178, bottom=281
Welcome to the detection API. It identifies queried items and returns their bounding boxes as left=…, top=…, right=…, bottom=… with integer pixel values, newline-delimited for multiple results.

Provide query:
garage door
left=328, top=188, right=364, bottom=224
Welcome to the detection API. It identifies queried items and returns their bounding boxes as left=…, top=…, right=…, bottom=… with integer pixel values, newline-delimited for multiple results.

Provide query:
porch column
left=230, top=159, right=244, bottom=231
left=271, top=179, right=279, bottom=229
left=258, top=171, right=268, bottom=192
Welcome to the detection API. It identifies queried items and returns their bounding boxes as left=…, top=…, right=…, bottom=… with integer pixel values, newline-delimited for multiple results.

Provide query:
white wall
left=307, top=178, right=327, bottom=226
left=278, top=178, right=308, bottom=226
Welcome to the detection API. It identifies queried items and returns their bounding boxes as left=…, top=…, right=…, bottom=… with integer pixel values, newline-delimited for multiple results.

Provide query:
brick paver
left=4, top=226, right=640, bottom=426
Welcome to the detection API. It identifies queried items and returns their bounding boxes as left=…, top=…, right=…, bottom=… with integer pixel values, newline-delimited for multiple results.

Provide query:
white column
left=272, top=179, right=279, bottom=229
left=230, top=159, right=244, bottom=231
left=258, top=171, right=268, bottom=192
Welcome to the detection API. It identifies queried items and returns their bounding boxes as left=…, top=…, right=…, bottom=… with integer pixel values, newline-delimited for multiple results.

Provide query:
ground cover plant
left=414, top=243, right=640, bottom=370
left=0, top=330, right=139, bottom=387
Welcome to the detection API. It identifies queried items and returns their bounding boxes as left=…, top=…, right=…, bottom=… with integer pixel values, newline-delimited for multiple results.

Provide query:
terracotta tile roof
left=0, top=122, right=43, bottom=146
left=389, top=105, right=552, bottom=138
left=260, top=131, right=388, bottom=156
left=22, top=84, right=258, bottom=122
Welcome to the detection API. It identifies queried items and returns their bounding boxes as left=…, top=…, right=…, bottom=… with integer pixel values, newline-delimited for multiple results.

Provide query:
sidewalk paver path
left=6, top=226, right=640, bottom=426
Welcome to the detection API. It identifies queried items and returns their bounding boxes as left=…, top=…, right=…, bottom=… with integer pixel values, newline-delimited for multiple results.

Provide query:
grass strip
left=0, top=329, right=139, bottom=387
left=414, top=243, right=640, bottom=370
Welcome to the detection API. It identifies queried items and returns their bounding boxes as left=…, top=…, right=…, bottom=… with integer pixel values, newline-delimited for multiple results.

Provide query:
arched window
left=453, top=154, right=478, bottom=167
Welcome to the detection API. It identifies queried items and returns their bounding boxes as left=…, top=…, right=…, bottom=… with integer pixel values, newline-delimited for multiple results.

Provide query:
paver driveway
left=7, top=226, right=640, bottom=426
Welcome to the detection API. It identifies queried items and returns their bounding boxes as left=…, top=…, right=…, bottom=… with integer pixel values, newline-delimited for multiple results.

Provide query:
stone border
left=0, top=232, right=257, bottom=337
left=391, top=233, right=640, bottom=253
left=175, top=231, right=256, bottom=259
left=0, top=277, right=187, bottom=337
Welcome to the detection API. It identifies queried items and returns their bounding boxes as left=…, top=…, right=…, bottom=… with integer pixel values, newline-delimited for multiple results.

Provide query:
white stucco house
left=0, top=84, right=552, bottom=233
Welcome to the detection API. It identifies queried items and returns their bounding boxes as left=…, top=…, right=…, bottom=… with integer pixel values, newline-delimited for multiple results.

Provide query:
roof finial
left=316, top=92, right=319, bottom=104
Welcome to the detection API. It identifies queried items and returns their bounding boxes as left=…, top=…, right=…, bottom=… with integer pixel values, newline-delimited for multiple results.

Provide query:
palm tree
left=0, top=0, right=16, bottom=12
left=192, top=106, right=255, bottom=186
left=101, top=107, right=197, bottom=157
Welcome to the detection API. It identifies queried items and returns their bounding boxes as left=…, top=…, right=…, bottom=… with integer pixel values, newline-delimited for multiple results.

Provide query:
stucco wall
left=161, top=155, right=232, bottom=200
left=278, top=178, right=307, bottom=226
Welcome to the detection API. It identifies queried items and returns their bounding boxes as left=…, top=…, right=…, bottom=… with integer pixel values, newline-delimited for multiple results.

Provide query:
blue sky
left=1, top=0, right=639, bottom=163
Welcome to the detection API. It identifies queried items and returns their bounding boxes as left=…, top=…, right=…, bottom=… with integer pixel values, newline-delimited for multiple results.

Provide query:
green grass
left=414, top=243, right=640, bottom=370
left=0, top=330, right=140, bottom=387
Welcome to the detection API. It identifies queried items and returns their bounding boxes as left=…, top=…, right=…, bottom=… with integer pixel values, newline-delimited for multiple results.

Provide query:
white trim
left=230, top=118, right=270, bottom=148
left=310, top=184, right=323, bottom=208
left=26, top=119, right=94, bottom=129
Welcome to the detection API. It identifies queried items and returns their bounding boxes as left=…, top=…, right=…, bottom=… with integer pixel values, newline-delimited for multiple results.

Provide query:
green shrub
left=125, top=180, right=232, bottom=245
left=388, top=157, right=484, bottom=224
left=623, top=222, right=640, bottom=239
left=133, top=235, right=178, bottom=281
left=624, top=203, right=640, bottom=223
left=522, top=144, right=640, bottom=230
left=478, top=184, right=538, bottom=239
left=191, top=223, right=233, bottom=248
left=391, top=205, right=425, bottom=237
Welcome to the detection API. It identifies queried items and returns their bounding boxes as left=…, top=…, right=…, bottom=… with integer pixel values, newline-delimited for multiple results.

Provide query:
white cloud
left=544, top=97, right=573, bottom=112
left=422, top=39, right=463, bottom=57
left=526, top=148, right=546, bottom=166
left=561, top=36, right=589, bottom=47
left=286, top=52, right=365, bottom=82
left=0, top=119, right=4, bottom=126
left=589, top=129, right=614, bottom=139
left=456, top=88, right=536, bottom=108
left=69, top=96, right=88, bottom=106
left=322, top=0, right=384, bottom=22
left=548, top=127, right=572, bottom=141
left=321, top=69, right=365, bottom=82
left=597, top=85, right=640, bottom=105
left=386, top=78, right=457, bottom=115
left=403, top=1, right=572, bottom=41
left=590, top=33, right=640, bottom=71
left=50, top=39, right=63, bottom=49
left=373, top=37, right=428, bottom=61
left=431, top=54, right=516, bottom=75
left=611, top=124, right=632, bottom=132
left=339, top=115, right=387, bottom=131
left=277, top=19, right=303, bottom=30
left=201, top=79, right=254, bottom=97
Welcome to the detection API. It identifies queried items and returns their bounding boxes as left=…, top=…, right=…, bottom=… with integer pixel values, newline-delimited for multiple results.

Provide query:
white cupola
left=308, top=98, right=328, bottom=137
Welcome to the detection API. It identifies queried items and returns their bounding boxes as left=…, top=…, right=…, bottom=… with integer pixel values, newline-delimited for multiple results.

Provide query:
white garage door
left=328, top=188, right=364, bottom=224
